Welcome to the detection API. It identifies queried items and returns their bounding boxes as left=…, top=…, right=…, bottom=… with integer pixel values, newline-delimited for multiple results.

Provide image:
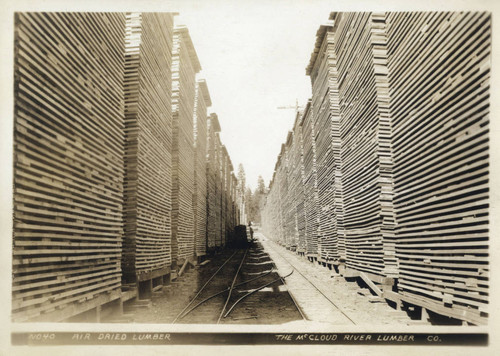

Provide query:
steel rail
left=171, top=250, right=239, bottom=324
left=265, top=257, right=307, bottom=320
left=223, top=270, right=294, bottom=318
left=177, top=268, right=275, bottom=320
left=266, top=240, right=357, bottom=325
left=277, top=270, right=308, bottom=321
left=217, top=248, right=248, bottom=324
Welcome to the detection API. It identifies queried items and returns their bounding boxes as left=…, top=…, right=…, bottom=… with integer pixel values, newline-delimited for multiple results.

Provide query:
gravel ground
left=126, top=244, right=303, bottom=324
left=115, top=236, right=421, bottom=326
left=259, top=233, right=416, bottom=326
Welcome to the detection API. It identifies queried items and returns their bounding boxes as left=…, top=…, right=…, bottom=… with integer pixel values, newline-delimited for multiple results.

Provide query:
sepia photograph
left=1, top=0, right=499, bottom=355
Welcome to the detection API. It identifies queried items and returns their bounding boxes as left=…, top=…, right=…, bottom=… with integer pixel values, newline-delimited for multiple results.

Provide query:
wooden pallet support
left=359, top=272, right=383, bottom=298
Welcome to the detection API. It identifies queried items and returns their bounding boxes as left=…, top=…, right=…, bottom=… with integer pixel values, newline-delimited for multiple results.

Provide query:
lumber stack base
left=196, top=253, right=208, bottom=265
left=136, top=268, right=173, bottom=300
left=396, top=292, right=487, bottom=326
left=12, top=289, right=122, bottom=323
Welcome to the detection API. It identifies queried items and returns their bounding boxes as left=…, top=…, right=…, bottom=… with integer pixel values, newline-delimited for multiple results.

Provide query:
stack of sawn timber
left=223, top=149, right=235, bottom=244
left=221, top=146, right=228, bottom=246
left=309, top=25, right=345, bottom=264
left=386, top=12, right=490, bottom=325
left=193, top=80, right=211, bottom=257
left=206, top=114, right=222, bottom=250
left=301, top=101, right=320, bottom=257
left=122, top=12, right=175, bottom=283
left=330, top=13, right=397, bottom=277
left=283, top=133, right=297, bottom=250
left=261, top=11, right=490, bottom=325
left=13, top=13, right=126, bottom=322
left=291, top=113, right=308, bottom=253
left=170, top=26, right=201, bottom=265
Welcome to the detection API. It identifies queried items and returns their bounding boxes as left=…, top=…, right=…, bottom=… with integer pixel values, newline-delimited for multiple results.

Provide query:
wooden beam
left=360, top=271, right=382, bottom=298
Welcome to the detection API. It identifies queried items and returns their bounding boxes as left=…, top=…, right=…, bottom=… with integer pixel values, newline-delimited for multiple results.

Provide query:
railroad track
left=172, top=244, right=298, bottom=324
left=261, top=235, right=357, bottom=325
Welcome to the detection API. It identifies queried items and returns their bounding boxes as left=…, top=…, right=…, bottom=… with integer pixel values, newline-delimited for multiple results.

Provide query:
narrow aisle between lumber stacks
left=117, top=240, right=304, bottom=324
left=106, top=232, right=417, bottom=326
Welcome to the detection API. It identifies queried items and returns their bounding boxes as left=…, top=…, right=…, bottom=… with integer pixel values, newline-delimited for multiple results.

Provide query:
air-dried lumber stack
left=122, top=12, right=175, bottom=283
left=262, top=11, right=490, bottom=325
left=274, top=151, right=286, bottom=245
left=215, top=134, right=225, bottom=246
left=223, top=152, right=235, bottom=243
left=283, top=134, right=297, bottom=249
left=275, top=145, right=289, bottom=246
left=193, top=80, right=211, bottom=257
left=332, top=12, right=397, bottom=277
left=13, top=13, right=126, bottom=321
left=221, top=146, right=228, bottom=245
left=261, top=169, right=282, bottom=244
left=386, top=12, right=490, bottom=325
left=230, top=173, right=240, bottom=227
left=301, top=101, right=320, bottom=257
left=308, top=25, right=344, bottom=264
left=171, top=26, right=201, bottom=265
left=290, top=115, right=308, bottom=253
left=206, top=114, right=222, bottom=250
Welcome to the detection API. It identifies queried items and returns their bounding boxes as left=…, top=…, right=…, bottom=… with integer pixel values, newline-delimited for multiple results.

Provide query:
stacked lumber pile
left=307, top=25, right=344, bottom=264
left=231, top=173, right=239, bottom=227
left=287, top=125, right=303, bottom=250
left=13, top=13, right=126, bottom=321
left=276, top=144, right=289, bottom=247
left=262, top=11, right=489, bottom=324
left=206, top=114, right=221, bottom=250
left=262, top=109, right=308, bottom=252
left=261, top=171, right=280, bottom=244
left=215, top=134, right=224, bottom=246
left=300, top=101, right=320, bottom=257
left=274, top=152, right=286, bottom=245
left=224, top=154, right=235, bottom=243
left=171, top=26, right=201, bottom=264
left=220, top=146, right=227, bottom=246
left=283, top=134, right=297, bottom=249
left=333, top=13, right=388, bottom=276
left=122, top=12, right=175, bottom=281
left=193, top=80, right=211, bottom=257
left=386, top=12, right=490, bottom=324
left=291, top=115, right=308, bottom=253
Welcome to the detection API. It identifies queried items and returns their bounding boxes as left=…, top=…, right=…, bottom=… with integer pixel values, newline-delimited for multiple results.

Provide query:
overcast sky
left=175, top=0, right=335, bottom=190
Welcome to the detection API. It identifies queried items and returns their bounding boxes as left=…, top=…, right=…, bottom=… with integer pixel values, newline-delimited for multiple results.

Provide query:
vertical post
left=421, top=307, right=429, bottom=322
left=96, top=305, right=102, bottom=323
left=138, top=279, right=153, bottom=300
